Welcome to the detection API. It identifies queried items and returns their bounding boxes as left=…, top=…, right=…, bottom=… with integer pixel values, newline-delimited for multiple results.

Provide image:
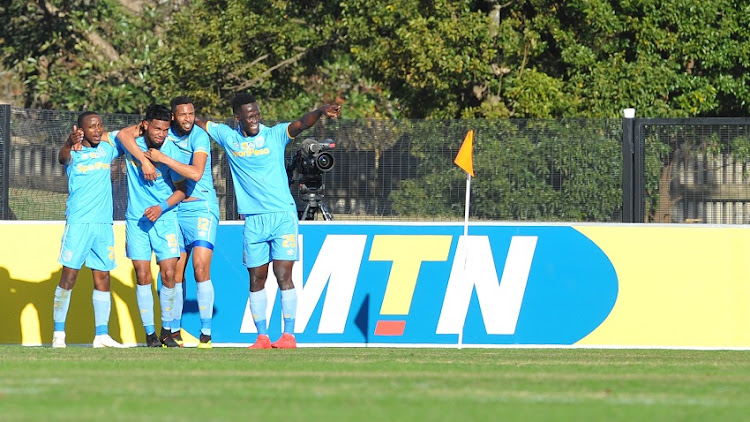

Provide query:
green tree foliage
left=148, top=0, right=400, bottom=119
left=341, top=0, right=496, bottom=119
left=0, top=0, right=167, bottom=113
left=5, top=0, right=750, bottom=118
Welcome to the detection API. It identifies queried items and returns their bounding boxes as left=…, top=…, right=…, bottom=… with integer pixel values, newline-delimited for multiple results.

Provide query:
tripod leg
left=302, top=203, right=315, bottom=221
left=320, top=202, right=334, bottom=221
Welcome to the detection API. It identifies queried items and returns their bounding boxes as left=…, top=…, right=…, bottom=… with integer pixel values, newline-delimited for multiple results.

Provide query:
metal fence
left=0, top=104, right=8, bottom=219
left=627, top=118, right=750, bottom=224
left=4, top=105, right=750, bottom=224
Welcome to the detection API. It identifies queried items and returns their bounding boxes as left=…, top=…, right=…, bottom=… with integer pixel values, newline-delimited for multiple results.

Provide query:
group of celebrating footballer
left=52, top=93, right=341, bottom=349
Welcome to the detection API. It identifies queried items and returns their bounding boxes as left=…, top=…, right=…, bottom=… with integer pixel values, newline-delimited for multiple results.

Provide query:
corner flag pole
left=463, top=173, right=471, bottom=237
left=453, top=130, right=474, bottom=349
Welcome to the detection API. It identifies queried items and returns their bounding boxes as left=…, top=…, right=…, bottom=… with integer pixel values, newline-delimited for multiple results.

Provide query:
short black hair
left=170, top=96, right=194, bottom=112
left=232, top=92, right=256, bottom=114
left=77, top=111, right=99, bottom=127
left=144, top=104, right=172, bottom=122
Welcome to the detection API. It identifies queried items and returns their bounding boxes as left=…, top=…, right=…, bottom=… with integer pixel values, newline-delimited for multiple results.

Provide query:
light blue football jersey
left=63, top=131, right=123, bottom=223
left=205, top=121, right=296, bottom=215
left=115, top=132, right=185, bottom=221
left=166, top=125, right=218, bottom=205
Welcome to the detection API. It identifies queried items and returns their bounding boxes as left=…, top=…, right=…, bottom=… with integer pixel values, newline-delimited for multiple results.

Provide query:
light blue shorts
left=178, top=200, right=219, bottom=252
left=242, top=211, right=299, bottom=268
left=126, top=218, right=180, bottom=262
left=59, top=223, right=115, bottom=271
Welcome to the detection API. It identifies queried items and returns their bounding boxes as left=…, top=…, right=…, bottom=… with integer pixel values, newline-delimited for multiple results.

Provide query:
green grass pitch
left=2, top=346, right=749, bottom=421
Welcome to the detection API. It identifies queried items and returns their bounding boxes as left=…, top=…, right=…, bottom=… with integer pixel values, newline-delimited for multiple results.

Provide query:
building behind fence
left=634, top=119, right=750, bottom=224
left=2, top=104, right=750, bottom=224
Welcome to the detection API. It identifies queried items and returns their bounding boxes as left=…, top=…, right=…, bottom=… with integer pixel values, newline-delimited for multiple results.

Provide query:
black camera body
left=287, top=138, right=335, bottom=185
left=287, top=138, right=336, bottom=221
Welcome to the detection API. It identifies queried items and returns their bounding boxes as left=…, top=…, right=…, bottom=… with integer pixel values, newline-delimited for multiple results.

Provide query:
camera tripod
left=298, top=179, right=334, bottom=221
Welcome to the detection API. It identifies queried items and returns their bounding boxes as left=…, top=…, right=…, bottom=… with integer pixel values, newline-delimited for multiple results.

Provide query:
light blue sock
left=160, top=286, right=175, bottom=331
left=249, top=289, right=267, bottom=335
left=280, top=288, right=297, bottom=334
left=197, top=279, right=214, bottom=335
left=171, top=282, right=184, bottom=334
left=92, top=289, right=111, bottom=336
left=53, top=286, right=72, bottom=332
left=136, top=284, right=155, bottom=335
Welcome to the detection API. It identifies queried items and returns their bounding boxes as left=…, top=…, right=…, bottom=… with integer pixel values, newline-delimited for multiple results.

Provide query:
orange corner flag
left=454, top=130, right=474, bottom=177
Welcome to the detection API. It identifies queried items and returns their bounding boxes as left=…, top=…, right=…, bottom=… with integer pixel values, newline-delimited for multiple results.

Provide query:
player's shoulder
left=258, top=122, right=284, bottom=135
left=206, top=120, right=229, bottom=130
left=265, top=121, right=289, bottom=130
left=166, top=129, right=182, bottom=142
left=103, top=131, right=119, bottom=145
left=191, top=126, right=211, bottom=142
left=162, top=138, right=181, bottom=154
left=206, top=120, right=236, bottom=140
left=192, top=124, right=209, bottom=135
left=263, top=122, right=292, bottom=141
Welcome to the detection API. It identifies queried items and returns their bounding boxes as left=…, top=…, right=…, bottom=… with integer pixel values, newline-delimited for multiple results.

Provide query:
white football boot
left=52, top=331, right=66, bottom=348
left=92, top=334, right=126, bottom=348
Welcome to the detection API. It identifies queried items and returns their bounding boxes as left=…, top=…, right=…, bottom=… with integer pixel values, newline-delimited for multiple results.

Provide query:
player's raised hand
left=68, top=125, right=84, bottom=151
left=144, top=148, right=165, bottom=163
left=130, top=123, right=156, bottom=181
left=321, top=104, right=341, bottom=118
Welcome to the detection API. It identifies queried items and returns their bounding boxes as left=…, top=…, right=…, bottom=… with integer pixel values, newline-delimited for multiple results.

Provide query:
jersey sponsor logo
left=231, top=142, right=271, bottom=158
left=75, top=161, right=110, bottom=174
left=223, top=225, right=619, bottom=345
left=80, top=151, right=103, bottom=160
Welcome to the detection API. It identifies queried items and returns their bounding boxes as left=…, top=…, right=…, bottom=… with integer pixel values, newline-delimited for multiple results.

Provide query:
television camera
left=287, top=138, right=336, bottom=221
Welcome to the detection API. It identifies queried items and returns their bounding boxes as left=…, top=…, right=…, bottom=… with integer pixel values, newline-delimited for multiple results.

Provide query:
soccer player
left=52, top=111, right=126, bottom=349
left=196, top=92, right=340, bottom=349
left=117, top=104, right=187, bottom=348
left=119, top=96, right=218, bottom=349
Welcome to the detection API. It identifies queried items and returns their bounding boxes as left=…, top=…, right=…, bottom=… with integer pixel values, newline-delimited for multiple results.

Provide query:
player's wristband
left=159, top=201, right=170, bottom=212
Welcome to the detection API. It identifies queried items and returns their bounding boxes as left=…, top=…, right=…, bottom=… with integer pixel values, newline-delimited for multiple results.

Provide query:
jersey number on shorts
left=166, top=234, right=178, bottom=249
left=282, top=234, right=296, bottom=248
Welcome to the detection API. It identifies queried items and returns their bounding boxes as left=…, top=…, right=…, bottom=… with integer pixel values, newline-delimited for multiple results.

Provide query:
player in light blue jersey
left=196, top=92, right=340, bottom=349
left=52, top=111, right=126, bottom=349
left=120, top=96, right=218, bottom=349
left=117, top=104, right=187, bottom=348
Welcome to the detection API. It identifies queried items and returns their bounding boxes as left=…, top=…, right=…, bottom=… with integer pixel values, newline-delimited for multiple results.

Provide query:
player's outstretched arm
left=58, top=125, right=83, bottom=165
left=116, top=123, right=158, bottom=181
left=287, top=104, right=341, bottom=138
left=144, top=147, right=206, bottom=182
